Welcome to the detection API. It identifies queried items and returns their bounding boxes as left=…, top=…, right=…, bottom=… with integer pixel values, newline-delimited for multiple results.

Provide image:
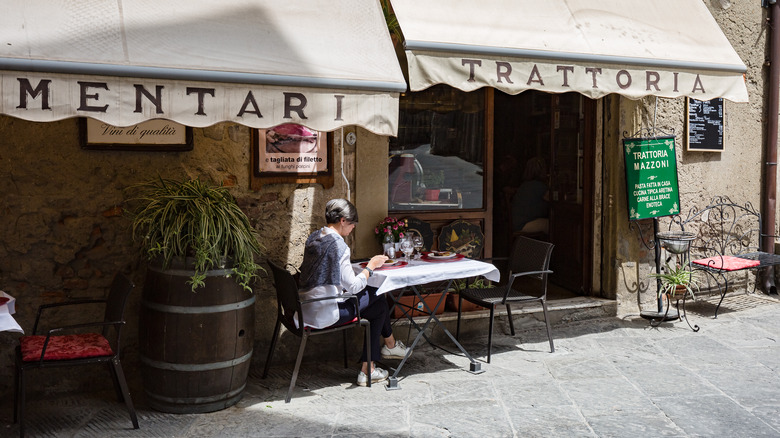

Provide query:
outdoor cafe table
left=352, top=256, right=500, bottom=389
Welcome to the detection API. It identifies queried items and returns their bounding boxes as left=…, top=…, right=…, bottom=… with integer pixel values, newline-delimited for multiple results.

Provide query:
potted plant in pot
left=128, top=177, right=263, bottom=414
left=651, top=263, right=700, bottom=302
left=422, top=170, right=445, bottom=201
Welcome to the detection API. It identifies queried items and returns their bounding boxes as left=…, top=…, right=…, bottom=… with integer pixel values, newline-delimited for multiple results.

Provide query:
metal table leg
left=386, top=281, right=485, bottom=391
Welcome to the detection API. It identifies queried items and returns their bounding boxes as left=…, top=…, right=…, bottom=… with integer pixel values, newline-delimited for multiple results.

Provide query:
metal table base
left=386, top=281, right=484, bottom=390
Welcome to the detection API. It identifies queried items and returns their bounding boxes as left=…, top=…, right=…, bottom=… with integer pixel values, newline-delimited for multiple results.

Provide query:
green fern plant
left=423, top=170, right=445, bottom=189
left=127, top=177, right=263, bottom=292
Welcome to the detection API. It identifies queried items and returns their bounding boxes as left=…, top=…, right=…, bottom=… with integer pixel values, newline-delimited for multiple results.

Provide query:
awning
left=390, top=0, right=749, bottom=102
left=0, top=0, right=406, bottom=135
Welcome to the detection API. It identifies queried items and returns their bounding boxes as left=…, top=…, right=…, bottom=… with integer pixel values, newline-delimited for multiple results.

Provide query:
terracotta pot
left=667, top=284, right=688, bottom=301
left=445, top=293, right=483, bottom=312
left=424, top=189, right=440, bottom=201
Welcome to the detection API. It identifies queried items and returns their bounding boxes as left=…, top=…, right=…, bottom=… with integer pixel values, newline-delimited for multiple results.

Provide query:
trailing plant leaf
left=422, top=170, right=445, bottom=188
left=127, top=177, right=264, bottom=292
left=454, top=277, right=495, bottom=291
left=649, top=263, right=699, bottom=300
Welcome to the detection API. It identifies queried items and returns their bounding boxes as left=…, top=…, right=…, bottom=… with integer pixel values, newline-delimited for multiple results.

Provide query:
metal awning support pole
left=764, top=0, right=779, bottom=294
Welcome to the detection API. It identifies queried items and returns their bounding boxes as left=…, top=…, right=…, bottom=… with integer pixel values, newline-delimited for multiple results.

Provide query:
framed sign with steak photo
left=250, top=124, right=333, bottom=190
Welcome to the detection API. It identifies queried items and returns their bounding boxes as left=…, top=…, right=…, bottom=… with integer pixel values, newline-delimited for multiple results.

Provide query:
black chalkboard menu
left=686, top=97, right=724, bottom=152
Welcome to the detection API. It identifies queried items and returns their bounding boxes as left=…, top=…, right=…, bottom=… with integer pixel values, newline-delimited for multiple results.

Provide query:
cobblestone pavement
left=3, top=294, right=780, bottom=437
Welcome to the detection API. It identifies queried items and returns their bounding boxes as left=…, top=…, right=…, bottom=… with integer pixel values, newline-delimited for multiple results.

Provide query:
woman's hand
left=366, top=255, right=389, bottom=271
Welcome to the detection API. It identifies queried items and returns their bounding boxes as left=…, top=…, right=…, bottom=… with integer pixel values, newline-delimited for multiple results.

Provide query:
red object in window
left=390, top=154, right=419, bottom=203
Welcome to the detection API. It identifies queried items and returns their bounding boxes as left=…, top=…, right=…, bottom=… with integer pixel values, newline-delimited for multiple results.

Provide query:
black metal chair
left=263, top=261, right=372, bottom=402
left=13, top=273, right=138, bottom=438
left=456, top=236, right=555, bottom=363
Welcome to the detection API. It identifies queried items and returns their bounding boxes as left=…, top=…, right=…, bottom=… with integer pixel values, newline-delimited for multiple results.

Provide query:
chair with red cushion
left=263, top=261, right=371, bottom=402
left=13, top=273, right=138, bottom=437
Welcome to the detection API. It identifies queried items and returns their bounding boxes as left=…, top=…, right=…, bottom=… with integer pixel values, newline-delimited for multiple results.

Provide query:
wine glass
left=412, top=234, right=424, bottom=259
left=400, top=238, right=414, bottom=262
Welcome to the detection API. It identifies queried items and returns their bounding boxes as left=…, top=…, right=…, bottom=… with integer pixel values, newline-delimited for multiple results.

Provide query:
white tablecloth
left=352, top=258, right=500, bottom=296
left=0, top=291, right=23, bottom=333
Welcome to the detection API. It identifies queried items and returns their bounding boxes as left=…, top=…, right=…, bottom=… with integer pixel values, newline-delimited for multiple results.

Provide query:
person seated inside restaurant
left=298, top=198, right=410, bottom=386
left=511, top=156, right=550, bottom=235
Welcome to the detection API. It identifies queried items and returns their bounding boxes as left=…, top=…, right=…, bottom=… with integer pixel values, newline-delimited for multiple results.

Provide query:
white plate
left=383, top=259, right=400, bottom=266
left=427, top=252, right=457, bottom=259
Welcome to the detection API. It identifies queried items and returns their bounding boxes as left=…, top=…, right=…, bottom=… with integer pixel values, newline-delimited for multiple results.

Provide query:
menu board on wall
left=686, top=97, right=724, bottom=152
left=623, top=136, right=680, bottom=220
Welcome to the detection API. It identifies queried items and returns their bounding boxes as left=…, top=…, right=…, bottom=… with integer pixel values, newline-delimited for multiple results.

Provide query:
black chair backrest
left=268, top=262, right=303, bottom=334
left=508, top=236, right=554, bottom=277
left=103, top=273, right=135, bottom=348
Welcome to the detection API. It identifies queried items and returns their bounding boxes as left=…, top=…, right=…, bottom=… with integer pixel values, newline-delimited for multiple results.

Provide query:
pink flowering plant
left=374, top=216, right=408, bottom=244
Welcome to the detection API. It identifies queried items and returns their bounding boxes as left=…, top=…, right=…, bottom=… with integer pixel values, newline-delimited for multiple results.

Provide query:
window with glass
left=388, top=85, right=485, bottom=211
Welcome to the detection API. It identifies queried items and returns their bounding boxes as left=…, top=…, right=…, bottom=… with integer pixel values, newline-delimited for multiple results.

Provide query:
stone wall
left=0, top=116, right=387, bottom=398
left=608, top=1, right=770, bottom=316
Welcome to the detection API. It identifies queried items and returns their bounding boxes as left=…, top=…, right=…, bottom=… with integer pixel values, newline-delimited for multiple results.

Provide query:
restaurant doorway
left=492, top=90, right=595, bottom=296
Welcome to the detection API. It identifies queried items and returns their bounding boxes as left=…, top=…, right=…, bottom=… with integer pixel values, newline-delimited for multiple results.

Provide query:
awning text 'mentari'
left=0, top=0, right=406, bottom=135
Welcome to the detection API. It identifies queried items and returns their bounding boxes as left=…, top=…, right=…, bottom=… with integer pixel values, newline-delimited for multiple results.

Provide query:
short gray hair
left=325, top=198, right=359, bottom=224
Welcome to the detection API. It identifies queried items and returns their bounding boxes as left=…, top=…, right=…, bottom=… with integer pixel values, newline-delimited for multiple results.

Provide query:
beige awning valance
left=0, top=0, right=406, bottom=135
left=390, top=0, right=748, bottom=102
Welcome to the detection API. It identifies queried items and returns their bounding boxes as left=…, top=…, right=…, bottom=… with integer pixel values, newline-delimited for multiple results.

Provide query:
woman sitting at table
left=298, top=198, right=410, bottom=386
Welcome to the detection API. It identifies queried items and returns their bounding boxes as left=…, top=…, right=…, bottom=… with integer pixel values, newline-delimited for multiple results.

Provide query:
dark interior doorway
left=492, top=90, right=595, bottom=296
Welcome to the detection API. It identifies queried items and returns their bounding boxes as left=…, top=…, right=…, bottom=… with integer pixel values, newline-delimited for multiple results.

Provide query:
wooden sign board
left=81, top=119, right=192, bottom=151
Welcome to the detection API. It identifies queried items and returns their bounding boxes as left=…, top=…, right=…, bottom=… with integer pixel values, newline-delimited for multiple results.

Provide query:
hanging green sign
left=623, top=136, right=680, bottom=220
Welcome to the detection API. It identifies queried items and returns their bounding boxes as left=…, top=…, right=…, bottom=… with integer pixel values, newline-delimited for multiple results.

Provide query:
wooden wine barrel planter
left=139, top=259, right=255, bottom=414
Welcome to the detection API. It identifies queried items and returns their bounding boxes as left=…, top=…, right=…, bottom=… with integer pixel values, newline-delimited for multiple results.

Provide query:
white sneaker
left=381, top=340, right=410, bottom=360
left=357, top=367, right=389, bottom=386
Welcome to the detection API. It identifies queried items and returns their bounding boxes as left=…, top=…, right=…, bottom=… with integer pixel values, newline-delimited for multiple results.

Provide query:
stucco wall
left=0, top=116, right=390, bottom=398
left=607, top=1, right=770, bottom=316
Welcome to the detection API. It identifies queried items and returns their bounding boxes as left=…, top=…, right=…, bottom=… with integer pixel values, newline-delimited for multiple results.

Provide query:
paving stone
left=186, top=406, right=340, bottom=437
left=410, top=399, right=513, bottom=438
left=661, top=335, right=751, bottom=370
left=611, top=359, right=719, bottom=399
left=585, top=410, right=683, bottom=437
left=652, top=394, right=780, bottom=437
left=560, top=377, right=662, bottom=417
left=739, top=345, right=780, bottom=372
left=333, top=405, right=410, bottom=435
left=492, top=378, right=572, bottom=408
left=4, top=301, right=780, bottom=437
left=506, top=405, right=595, bottom=437
left=546, top=356, right=619, bottom=381
left=695, top=365, right=780, bottom=408
left=748, top=405, right=780, bottom=432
